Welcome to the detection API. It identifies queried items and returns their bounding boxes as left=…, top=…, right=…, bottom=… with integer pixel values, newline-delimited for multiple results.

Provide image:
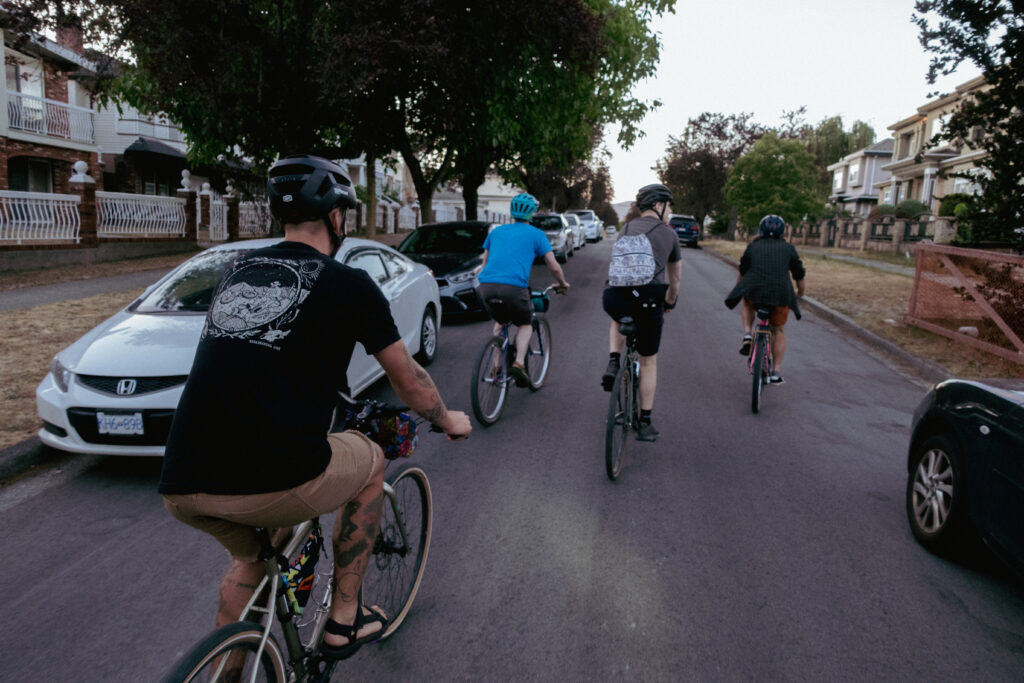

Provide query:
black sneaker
left=739, top=334, right=752, bottom=356
left=636, top=421, right=659, bottom=442
left=601, top=358, right=620, bottom=391
left=767, top=374, right=785, bottom=385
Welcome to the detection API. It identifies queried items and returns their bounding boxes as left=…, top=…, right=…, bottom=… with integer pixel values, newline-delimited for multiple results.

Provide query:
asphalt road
left=1, top=241, right=1022, bottom=681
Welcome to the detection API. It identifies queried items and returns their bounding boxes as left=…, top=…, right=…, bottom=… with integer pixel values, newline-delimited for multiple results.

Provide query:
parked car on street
left=905, top=378, right=1024, bottom=578
left=669, top=214, right=701, bottom=248
left=530, top=213, right=572, bottom=263
left=36, top=237, right=441, bottom=457
left=563, top=213, right=585, bottom=252
left=568, top=209, right=603, bottom=242
left=397, top=220, right=491, bottom=319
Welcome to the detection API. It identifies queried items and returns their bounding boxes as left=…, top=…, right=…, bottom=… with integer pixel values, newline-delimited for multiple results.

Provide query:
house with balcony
left=877, top=74, right=989, bottom=214
left=827, top=138, right=893, bottom=217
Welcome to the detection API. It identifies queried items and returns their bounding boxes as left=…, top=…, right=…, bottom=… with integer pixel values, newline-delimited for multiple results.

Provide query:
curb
left=702, top=247, right=949, bottom=385
left=0, top=436, right=48, bottom=485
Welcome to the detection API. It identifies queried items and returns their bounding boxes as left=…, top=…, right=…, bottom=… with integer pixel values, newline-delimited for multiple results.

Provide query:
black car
left=669, top=214, right=701, bottom=248
left=906, top=378, right=1024, bottom=577
left=397, top=220, right=492, bottom=319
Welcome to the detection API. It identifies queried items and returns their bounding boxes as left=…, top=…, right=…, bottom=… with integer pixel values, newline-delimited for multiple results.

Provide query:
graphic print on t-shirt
left=205, top=256, right=325, bottom=348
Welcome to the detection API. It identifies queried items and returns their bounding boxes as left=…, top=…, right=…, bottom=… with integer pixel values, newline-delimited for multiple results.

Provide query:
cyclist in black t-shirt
left=160, top=155, right=471, bottom=662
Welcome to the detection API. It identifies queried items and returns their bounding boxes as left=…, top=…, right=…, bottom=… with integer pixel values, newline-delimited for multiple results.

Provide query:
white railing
left=0, top=190, right=81, bottom=243
left=96, top=191, right=186, bottom=237
left=434, top=204, right=459, bottom=222
left=398, top=205, right=417, bottom=230
left=209, top=199, right=228, bottom=241
left=7, top=91, right=94, bottom=143
left=240, top=200, right=271, bottom=236
left=114, top=116, right=184, bottom=142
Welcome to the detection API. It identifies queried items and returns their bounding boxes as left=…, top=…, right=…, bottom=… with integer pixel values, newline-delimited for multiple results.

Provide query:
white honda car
left=36, top=237, right=441, bottom=457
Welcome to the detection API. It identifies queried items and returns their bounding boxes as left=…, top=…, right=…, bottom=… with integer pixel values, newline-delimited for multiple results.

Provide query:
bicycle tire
left=362, top=463, right=432, bottom=640
left=605, top=361, right=632, bottom=480
left=160, top=622, right=287, bottom=683
left=526, top=316, right=552, bottom=391
left=471, top=336, right=509, bottom=425
left=751, top=335, right=767, bottom=414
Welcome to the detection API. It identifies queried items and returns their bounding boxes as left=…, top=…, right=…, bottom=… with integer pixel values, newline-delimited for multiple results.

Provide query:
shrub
left=869, top=204, right=896, bottom=220
left=896, top=199, right=928, bottom=219
left=708, top=214, right=729, bottom=235
left=938, top=192, right=974, bottom=217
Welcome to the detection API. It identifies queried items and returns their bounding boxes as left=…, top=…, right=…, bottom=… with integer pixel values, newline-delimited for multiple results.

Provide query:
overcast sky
left=606, top=0, right=982, bottom=204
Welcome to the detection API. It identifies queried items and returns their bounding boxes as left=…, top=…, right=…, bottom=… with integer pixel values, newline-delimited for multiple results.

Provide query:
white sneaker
left=767, top=374, right=785, bottom=385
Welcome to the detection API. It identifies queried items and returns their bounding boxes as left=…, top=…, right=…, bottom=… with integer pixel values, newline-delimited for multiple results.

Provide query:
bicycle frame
left=230, top=478, right=405, bottom=683
left=748, top=312, right=774, bottom=376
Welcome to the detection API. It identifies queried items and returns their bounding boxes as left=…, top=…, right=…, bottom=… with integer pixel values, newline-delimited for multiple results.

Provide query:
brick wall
left=43, top=61, right=69, bottom=103
left=0, top=141, right=103, bottom=192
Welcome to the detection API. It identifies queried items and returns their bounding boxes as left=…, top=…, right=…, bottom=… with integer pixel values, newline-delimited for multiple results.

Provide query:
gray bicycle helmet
left=267, top=154, right=357, bottom=224
left=759, top=214, right=786, bottom=238
left=635, top=183, right=673, bottom=210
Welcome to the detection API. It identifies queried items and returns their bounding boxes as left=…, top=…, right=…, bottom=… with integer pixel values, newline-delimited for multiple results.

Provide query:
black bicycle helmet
left=635, top=183, right=673, bottom=210
left=267, top=154, right=357, bottom=224
left=759, top=214, right=786, bottom=238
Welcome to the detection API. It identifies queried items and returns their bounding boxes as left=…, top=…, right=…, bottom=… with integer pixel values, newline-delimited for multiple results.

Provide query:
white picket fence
left=240, top=200, right=271, bottom=236
left=209, top=199, right=228, bottom=241
left=96, top=191, right=186, bottom=237
left=0, top=190, right=81, bottom=243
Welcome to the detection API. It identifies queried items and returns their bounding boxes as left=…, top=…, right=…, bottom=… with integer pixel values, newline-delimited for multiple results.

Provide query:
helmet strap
left=656, top=203, right=667, bottom=222
left=324, top=209, right=346, bottom=258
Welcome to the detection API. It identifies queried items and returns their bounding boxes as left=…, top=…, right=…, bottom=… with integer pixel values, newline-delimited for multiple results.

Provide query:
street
left=1, top=240, right=1022, bottom=682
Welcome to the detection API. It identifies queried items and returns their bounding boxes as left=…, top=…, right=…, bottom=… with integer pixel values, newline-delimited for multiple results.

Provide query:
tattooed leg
left=325, top=451, right=387, bottom=646
left=216, top=559, right=264, bottom=628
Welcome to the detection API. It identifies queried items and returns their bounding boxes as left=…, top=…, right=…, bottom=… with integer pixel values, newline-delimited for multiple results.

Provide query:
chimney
left=56, top=26, right=85, bottom=55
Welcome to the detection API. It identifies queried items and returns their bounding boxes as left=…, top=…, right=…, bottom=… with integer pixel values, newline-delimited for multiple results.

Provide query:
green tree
left=724, top=131, right=822, bottom=233
left=656, top=112, right=766, bottom=229
left=913, top=0, right=1024, bottom=249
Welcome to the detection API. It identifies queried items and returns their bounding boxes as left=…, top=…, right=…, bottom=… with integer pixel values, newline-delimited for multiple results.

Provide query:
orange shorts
left=744, top=299, right=790, bottom=327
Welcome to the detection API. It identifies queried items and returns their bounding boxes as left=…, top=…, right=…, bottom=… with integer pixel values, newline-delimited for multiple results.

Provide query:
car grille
left=76, top=374, right=188, bottom=396
left=66, top=408, right=175, bottom=446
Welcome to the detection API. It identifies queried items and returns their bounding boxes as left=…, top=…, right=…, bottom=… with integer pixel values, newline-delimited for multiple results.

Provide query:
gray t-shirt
left=617, top=215, right=681, bottom=285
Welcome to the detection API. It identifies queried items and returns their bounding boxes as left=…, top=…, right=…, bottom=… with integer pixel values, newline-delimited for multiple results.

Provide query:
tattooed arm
left=374, top=340, right=471, bottom=439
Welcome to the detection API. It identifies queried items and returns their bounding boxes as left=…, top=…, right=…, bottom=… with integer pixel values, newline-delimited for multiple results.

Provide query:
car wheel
left=414, top=308, right=438, bottom=365
left=906, top=433, right=972, bottom=555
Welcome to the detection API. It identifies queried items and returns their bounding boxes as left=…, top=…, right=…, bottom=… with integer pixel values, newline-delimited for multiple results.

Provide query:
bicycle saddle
left=618, top=316, right=637, bottom=336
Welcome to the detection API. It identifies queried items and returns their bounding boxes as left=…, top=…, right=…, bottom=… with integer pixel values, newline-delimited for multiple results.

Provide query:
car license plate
left=97, top=412, right=144, bottom=436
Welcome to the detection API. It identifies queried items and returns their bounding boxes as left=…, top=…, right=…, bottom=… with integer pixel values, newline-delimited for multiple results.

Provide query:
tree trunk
left=397, top=132, right=454, bottom=226
left=726, top=205, right=738, bottom=241
left=366, top=152, right=377, bottom=236
left=461, top=167, right=486, bottom=222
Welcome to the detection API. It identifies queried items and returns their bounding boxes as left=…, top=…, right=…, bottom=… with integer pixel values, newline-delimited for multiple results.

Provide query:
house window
left=883, top=188, right=892, bottom=204
left=5, top=51, right=43, bottom=98
left=8, top=157, right=54, bottom=192
left=833, top=170, right=843, bottom=190
left=899, top=132, right=914, bottom=159
left=848, top=162, right=860, bottom=185
left=930, top=116, right=946, bottom=143
left=953, top=177, right=981, bottom=195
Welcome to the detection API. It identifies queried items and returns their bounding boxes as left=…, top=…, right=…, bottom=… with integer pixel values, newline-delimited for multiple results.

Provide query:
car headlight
left=51, top=356, right=73, bottom=393
left=448, top=265, right=482, bottom=284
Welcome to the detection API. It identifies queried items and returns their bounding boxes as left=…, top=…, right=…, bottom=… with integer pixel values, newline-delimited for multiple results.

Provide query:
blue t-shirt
left=478, top=222, right=552, bottom=288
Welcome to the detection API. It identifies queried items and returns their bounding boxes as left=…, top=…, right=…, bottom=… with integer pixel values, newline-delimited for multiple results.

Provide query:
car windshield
left=400, top=225, right=487, bottom=254
left=570, top=211, right=595, bottom=221
left=531, top=216, right=563, bottom=231
left=132, top=249, right=244, bottom=313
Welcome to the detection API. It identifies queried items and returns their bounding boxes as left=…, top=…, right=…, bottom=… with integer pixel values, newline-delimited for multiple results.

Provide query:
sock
left=609, top=352, right=621, bottom=363
left=640, top=409, right=652, bottom=424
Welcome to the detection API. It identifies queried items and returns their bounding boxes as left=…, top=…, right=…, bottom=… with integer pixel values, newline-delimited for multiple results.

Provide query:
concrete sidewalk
left=0, top=268, right=172, bottom=311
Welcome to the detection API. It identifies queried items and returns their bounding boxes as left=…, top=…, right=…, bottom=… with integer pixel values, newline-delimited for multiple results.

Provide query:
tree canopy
left=913, top=0, right=1024, bottom=249
left=724, top=131, right=822, bottom=232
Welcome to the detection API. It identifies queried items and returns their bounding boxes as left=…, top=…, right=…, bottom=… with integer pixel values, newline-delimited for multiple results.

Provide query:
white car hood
left=63, top=311, right=204, bottom=376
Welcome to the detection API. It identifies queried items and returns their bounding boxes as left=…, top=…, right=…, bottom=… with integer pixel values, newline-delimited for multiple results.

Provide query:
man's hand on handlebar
left=434, top=410, right=472, bottom=440
left=553, top=282, right=570, bottom=295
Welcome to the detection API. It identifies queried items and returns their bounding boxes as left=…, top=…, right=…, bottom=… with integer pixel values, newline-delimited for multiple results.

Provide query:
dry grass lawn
left=704, top=239, right=1022, bottom=380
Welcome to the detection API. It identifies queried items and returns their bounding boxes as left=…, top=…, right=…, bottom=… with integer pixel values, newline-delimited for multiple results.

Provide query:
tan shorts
left=163, top=431, right=381, bottom=562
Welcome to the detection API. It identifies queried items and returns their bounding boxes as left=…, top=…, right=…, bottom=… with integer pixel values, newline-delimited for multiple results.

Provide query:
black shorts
left=476, top=282, right=533, bottom=326
left=602, top=284, right=668, bottom=356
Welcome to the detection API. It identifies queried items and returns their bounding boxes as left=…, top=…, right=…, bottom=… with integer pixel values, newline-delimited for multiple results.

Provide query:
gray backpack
left=607, top=224, right=658, bottom=286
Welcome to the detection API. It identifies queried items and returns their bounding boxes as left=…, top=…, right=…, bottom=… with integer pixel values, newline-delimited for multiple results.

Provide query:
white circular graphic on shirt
left=210, top=262, right=302, bottom=332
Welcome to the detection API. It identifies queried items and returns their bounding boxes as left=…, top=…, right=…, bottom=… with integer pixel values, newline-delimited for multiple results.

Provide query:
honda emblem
left=117, top=379, right=138, bottom=395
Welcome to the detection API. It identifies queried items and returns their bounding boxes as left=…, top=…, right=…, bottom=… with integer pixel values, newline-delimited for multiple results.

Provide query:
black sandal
left=320, top=595, right=389, bottom=661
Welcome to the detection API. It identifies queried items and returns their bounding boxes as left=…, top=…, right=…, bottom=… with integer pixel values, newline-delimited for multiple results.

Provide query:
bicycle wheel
left=160, top=622, right=286, bottom=683
left=526, top=316, right=552, bottom=391
left=751, top=335, right=767, bottom=414
left=605, top=361, right=633, bottom=480
left=471, top=337, right=509, bottom=425
left=362, top=463, right=432, bottom=640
